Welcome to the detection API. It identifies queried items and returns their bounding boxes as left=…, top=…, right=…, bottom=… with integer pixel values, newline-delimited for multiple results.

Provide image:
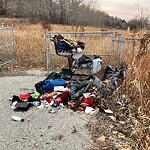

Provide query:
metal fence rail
left=117, top=34, right=150, bottom=64
left=46, top=30, right=115, bottom=73
left=0, top=27, right=15, bottom=67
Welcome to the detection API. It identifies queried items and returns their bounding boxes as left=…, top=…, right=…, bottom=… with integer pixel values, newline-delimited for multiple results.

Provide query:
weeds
left=115, top=32, right=150, bottom=149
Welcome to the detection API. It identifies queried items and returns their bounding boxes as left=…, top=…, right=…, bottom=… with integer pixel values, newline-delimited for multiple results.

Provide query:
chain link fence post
left=117, top=33, right=123, bottom=66
left=46, top=29, right=50, bottom=74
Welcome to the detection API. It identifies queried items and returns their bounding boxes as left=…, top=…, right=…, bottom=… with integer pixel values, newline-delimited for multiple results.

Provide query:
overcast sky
left=86, top=0, right=150, bottom=21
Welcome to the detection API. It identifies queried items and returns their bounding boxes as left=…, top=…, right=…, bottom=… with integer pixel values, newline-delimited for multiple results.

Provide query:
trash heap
left=10, top=65, right=124, bottom=116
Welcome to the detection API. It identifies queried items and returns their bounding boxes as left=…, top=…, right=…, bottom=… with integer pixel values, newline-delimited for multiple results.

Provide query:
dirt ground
left=0, top=69, right=94, bottom=150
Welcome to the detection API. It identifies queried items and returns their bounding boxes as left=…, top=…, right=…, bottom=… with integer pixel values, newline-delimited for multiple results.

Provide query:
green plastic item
left=31, top=92, right=40, bottom=99
left=61, top=68, right=71, bottom=75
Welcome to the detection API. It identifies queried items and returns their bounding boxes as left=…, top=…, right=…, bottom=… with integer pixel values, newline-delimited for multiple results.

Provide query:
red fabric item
left=83, top=97, right=94, bottom=106
left=68, top=102, right=75, bottom=108
left=45, top=97, right=51, bottom=103
left=79, top=97, right=94, bottom=110
left=55, top=97, right=62, bottom=104
left=19, top=94, right=32, bottom=100
left=58, top=90, right=69, bottom=100
left=55, top=90, right=70, bottom=105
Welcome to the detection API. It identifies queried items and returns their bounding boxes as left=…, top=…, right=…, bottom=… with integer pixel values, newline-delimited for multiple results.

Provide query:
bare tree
left=135, top=2, right=149, bottom=28
left=1, top=0, right=127, bottom=29
left=0, top=0, right=9, bottom=15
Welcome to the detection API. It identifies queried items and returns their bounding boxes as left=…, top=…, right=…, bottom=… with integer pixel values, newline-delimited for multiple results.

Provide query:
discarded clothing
left=42, top=79, right=66, bottom=91
left=67, top=81, right=89, bottom=100
left=102, top=65, right=124, bottom=81
left=93, top=76, right=108, bottom=95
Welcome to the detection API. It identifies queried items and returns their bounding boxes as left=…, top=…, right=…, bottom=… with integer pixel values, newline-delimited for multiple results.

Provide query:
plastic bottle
left=11, top=115, right=24, bottom=122
left=30, top=101, right=40, bottom=106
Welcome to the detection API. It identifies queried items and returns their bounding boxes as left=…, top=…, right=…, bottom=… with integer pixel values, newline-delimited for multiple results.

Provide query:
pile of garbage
left=9, top=65, right=124, bottom=117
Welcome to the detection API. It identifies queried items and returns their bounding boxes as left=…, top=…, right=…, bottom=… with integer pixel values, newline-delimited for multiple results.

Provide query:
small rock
left=72, top=126, right=77, bottom=133
left=48, top=125, right=52, bottom=129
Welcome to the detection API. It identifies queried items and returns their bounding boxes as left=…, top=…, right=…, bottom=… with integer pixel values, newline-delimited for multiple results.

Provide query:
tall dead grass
left=116, top=33, right=150, bottom=149
left=14, top=24, right=46, bottom=68
left=12, top=23, right=119, bottom=69
left=121, top=33, right=150, bottom=115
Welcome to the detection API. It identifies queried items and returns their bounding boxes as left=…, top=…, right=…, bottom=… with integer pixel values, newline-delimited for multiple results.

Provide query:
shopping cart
left=50, top=34, right=102, bottom=80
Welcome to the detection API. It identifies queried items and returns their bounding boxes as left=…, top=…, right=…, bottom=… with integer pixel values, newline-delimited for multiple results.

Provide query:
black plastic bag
left=68, top=81, right=89, bottom=100
left=35, top=72, right=62, bottom=94
left=45, top=72, right=61, bottom=80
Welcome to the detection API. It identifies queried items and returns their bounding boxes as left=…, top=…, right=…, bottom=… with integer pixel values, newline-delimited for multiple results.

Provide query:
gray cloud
left=86, top=0, right=150, bottom=21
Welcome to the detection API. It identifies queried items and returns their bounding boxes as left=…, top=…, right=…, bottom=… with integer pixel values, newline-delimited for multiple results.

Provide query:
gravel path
left=0, top=70, right=93, bottom=150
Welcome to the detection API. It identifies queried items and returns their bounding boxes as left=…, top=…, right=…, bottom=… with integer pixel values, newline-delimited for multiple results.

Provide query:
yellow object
left=97, top=135, right=106, bottom=142
left=103, top=80, right=111, bottom=89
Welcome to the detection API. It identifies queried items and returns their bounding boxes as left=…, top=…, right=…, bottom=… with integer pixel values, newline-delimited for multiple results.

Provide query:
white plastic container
left=92, top=58, right=102, bottom=74
left=11, top=115, right=24, bottom=122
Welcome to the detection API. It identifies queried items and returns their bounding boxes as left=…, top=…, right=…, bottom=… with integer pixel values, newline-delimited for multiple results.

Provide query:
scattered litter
left=9, top=96, right=13, bottom=101
left=54, top=86, right=69, bottom=92
left=8, top=37, right=124, bottom=127
left=50, top=100, right=57, bottom=107
left=48, top=109, right=56, bottom=113
left=37, top=104, right=44, bottom=109
left=85, top=106, right=95, bottom=114
left=85, top=106, right=99, bottom=115
left=83, top=93, right=91, bottom=98
left=112, top=131, right=125, bottom=139
left=11, top=115, right=24, bottom=122
left=59, top=103, right=64, bottom=108
left=104, top=109, right=113, bottom=114
left=119, top=121, right=126, bottom=125
left=30, top=101, right=40, bottom=106
left=11, top=101, right=18, bottom=109
left=9, top=65, right=123, bottom=115
left=14, top=102, right=31, bottom=111
left=110, top=116, right=116, bottom=122
left=31, top=92, right=40, bottom=99
left=19, top=93, right=31, bottom=101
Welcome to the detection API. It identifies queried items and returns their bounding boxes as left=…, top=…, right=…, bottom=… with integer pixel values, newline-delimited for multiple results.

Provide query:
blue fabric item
left=42, top=79, right=66, bottom=91
left=57, top=41, right=71, bottom=51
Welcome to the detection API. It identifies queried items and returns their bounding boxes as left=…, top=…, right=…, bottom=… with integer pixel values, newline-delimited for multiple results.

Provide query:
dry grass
left=122, top=54, right=150, bottom=148
left=14, top=24, right=46, bottom=68
left=11, top=23, right=119, bottom=69
left=113, top=33, right=150, bottom=149
left=120, top=33, right=150, bottom=114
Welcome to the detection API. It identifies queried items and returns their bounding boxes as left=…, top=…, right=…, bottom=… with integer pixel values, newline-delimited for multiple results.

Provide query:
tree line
left=0, top=0, right=149, bottom=29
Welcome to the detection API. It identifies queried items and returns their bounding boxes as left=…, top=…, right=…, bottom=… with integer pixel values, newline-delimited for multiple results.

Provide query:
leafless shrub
left=113, top=32, right=149, bottom=149
left=137, top=32, right=150, bottom=56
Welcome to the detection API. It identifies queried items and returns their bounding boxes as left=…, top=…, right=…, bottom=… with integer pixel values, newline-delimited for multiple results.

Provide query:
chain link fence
left=46, top=31, right=116, bottom=73
left=117, top=34, right=150, bottom=64
left=0, top=27, right=15, bottom=67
